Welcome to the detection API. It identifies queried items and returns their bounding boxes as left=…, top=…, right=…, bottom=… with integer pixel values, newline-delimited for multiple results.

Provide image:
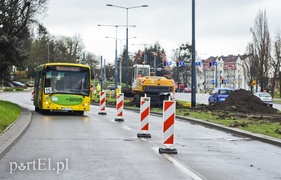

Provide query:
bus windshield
left=44, top=65, right=90, bottom=96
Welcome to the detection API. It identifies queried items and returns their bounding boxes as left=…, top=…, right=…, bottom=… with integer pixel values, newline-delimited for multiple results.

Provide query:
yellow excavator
left=131, top=64, right=176, bottom=107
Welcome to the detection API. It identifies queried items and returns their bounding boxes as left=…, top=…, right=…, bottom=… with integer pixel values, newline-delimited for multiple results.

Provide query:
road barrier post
left=159, top=99, right=177, bottom=154
left=115, top=93, right=124, bottom=121
left=137, top=95, right=151, bottom=138
left=98, top=91, right=107, bottom=115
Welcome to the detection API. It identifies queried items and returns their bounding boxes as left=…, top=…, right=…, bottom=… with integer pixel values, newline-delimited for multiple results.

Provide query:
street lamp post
left=98, top=24, right=134, bottom=92
left=106, top=4, right=148, bottom=87
left=106, top=36, right=137, bottom=86
left=119, top=37, right=137, bottom=86
left=119, top=58, right=122, bottom=87
left=100, top=56, right=103, bottom=90
left=191, top=0, right=196, bottom=108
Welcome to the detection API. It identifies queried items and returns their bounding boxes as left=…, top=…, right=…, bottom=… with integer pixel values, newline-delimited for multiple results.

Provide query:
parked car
left=11, top=81, right=25, bottom=87
left=26, top=81, right=34, bottom=87
left=183, top=87, right=192, bottom=93
left=208, top=88, right=233, bottom=105
left=254, top=92, right=273, bottom=107
left=108, top=84, right=116, bottom=90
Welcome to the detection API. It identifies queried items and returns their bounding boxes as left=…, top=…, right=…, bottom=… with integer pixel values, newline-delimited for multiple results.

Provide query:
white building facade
left=196, top=55, right=251, bottom=92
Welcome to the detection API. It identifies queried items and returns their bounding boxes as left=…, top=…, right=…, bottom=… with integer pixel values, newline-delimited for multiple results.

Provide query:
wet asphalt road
left=0, top=92, right=281, bottom=180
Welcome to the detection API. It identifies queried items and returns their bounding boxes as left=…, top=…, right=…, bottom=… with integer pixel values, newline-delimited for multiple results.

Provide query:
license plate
left=62, top=107, right=72, bottom=110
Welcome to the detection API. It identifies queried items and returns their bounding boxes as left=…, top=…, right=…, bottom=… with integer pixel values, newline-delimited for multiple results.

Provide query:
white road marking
left=152, top=147, right=203, bottom=180
left=123, top=125, right=133, bottom=131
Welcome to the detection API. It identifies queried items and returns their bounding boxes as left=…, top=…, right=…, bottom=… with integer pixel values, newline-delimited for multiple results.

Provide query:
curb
left=147, top=110, right=281, bottom=147
left=0, top=108, right=32, bottom=160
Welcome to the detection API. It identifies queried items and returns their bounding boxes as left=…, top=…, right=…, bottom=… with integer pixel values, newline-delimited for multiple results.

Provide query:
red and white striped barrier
left=137, top=96, right=151, bottom=138
left=115, top=93, right=124, bottom=121
left=98, top=91, right=107, bottom=115
left=159, top=100, right=177, bottom=154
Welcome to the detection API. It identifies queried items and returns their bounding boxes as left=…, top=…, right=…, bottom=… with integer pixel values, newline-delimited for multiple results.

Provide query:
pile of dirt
left=207, top=89, right=278, bottom=114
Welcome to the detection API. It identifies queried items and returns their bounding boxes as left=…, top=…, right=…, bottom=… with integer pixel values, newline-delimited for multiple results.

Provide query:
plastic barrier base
left=98, top=111, right=107, bottom=115
left=159, top=148, right=178, bottom=154
left=115, top=117, right=124, bottom=122
left=137, top=133, right=151, bottom=138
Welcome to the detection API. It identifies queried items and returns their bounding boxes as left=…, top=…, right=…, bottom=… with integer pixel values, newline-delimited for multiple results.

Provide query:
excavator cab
left=131, top=64, right=150, bottom=89
left=131, top=64, right=175, bottom=107
left=132, top=64, right=150, bottom=79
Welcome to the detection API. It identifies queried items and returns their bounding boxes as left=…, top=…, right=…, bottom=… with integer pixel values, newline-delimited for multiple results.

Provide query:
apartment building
left=196, top=54, right=251, bottom=92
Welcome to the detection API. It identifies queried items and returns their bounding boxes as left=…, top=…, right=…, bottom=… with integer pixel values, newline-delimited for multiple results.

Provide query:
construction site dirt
left=204, top=89, right=281, bottom=122
left=114, top=89, right=281, bottom=123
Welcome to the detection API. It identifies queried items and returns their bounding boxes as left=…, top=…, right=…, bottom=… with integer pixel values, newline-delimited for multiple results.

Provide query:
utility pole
left=191, top=0, right=196, bottom=108
left=100, top=56, right=103, bottom=90
left=98, top=25, right=134, bottom=92
left=279, top=71, right=281, bottom=98
left=106, top=4, right=148, bottom=87
left=104, top=59, right=106, bottom=90
left=215, top=64, right=218, bottom=88
left=204, top=70, right=206, bottom=92
left=82, top=53, right=86, bottom=64
left=154, top=56, right=157, bottom=74
left=47, top=42, right=50, bottom=63
left=119, top=58, right=122, bottom=86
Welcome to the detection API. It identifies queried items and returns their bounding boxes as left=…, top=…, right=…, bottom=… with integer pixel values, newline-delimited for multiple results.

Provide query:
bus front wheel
left=41, top=109, right=50, bottom=115
left=75, top=111, right=84, bottom=116
left=35, top=106, right=39, bottom=112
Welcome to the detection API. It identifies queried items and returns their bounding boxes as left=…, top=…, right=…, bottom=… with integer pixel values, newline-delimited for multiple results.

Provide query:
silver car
left=254, top=92, right=273, bottom=107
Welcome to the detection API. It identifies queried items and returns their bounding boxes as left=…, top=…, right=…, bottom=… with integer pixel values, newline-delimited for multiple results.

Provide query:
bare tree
left=271, top=32, right=281, bottom=96
left=172, top=43, right=192, bottom=87
left=245, top=43, right=257, bottom=92
left=249, top=10, right=272, bottom=92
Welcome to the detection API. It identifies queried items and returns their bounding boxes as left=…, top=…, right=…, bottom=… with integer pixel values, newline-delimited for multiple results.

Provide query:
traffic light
left=163, top=61, right=167, bottom=66
left=221, top=77, right=224, bottom=84
left=209, top=61, right=212, bottom=67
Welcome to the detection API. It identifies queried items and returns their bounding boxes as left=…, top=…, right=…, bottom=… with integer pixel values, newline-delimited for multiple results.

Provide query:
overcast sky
left=41, top=0, right=280, bottom=63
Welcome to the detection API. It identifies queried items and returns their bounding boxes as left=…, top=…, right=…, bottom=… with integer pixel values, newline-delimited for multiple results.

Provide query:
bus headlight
left=45, top=102, right=51, bottom=105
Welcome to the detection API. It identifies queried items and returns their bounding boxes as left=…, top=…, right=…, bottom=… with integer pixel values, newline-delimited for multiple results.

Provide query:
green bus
left=33, top=63, right=94, bottom=115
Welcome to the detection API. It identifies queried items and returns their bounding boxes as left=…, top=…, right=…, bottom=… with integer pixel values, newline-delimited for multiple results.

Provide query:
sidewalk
left=0, top=108, right=32, bottom=160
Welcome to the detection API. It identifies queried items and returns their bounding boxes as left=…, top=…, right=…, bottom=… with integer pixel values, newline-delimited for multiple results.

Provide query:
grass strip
left=0, top=100, right=22, bottom=133
left=151, top=105, right=281, bottom=139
